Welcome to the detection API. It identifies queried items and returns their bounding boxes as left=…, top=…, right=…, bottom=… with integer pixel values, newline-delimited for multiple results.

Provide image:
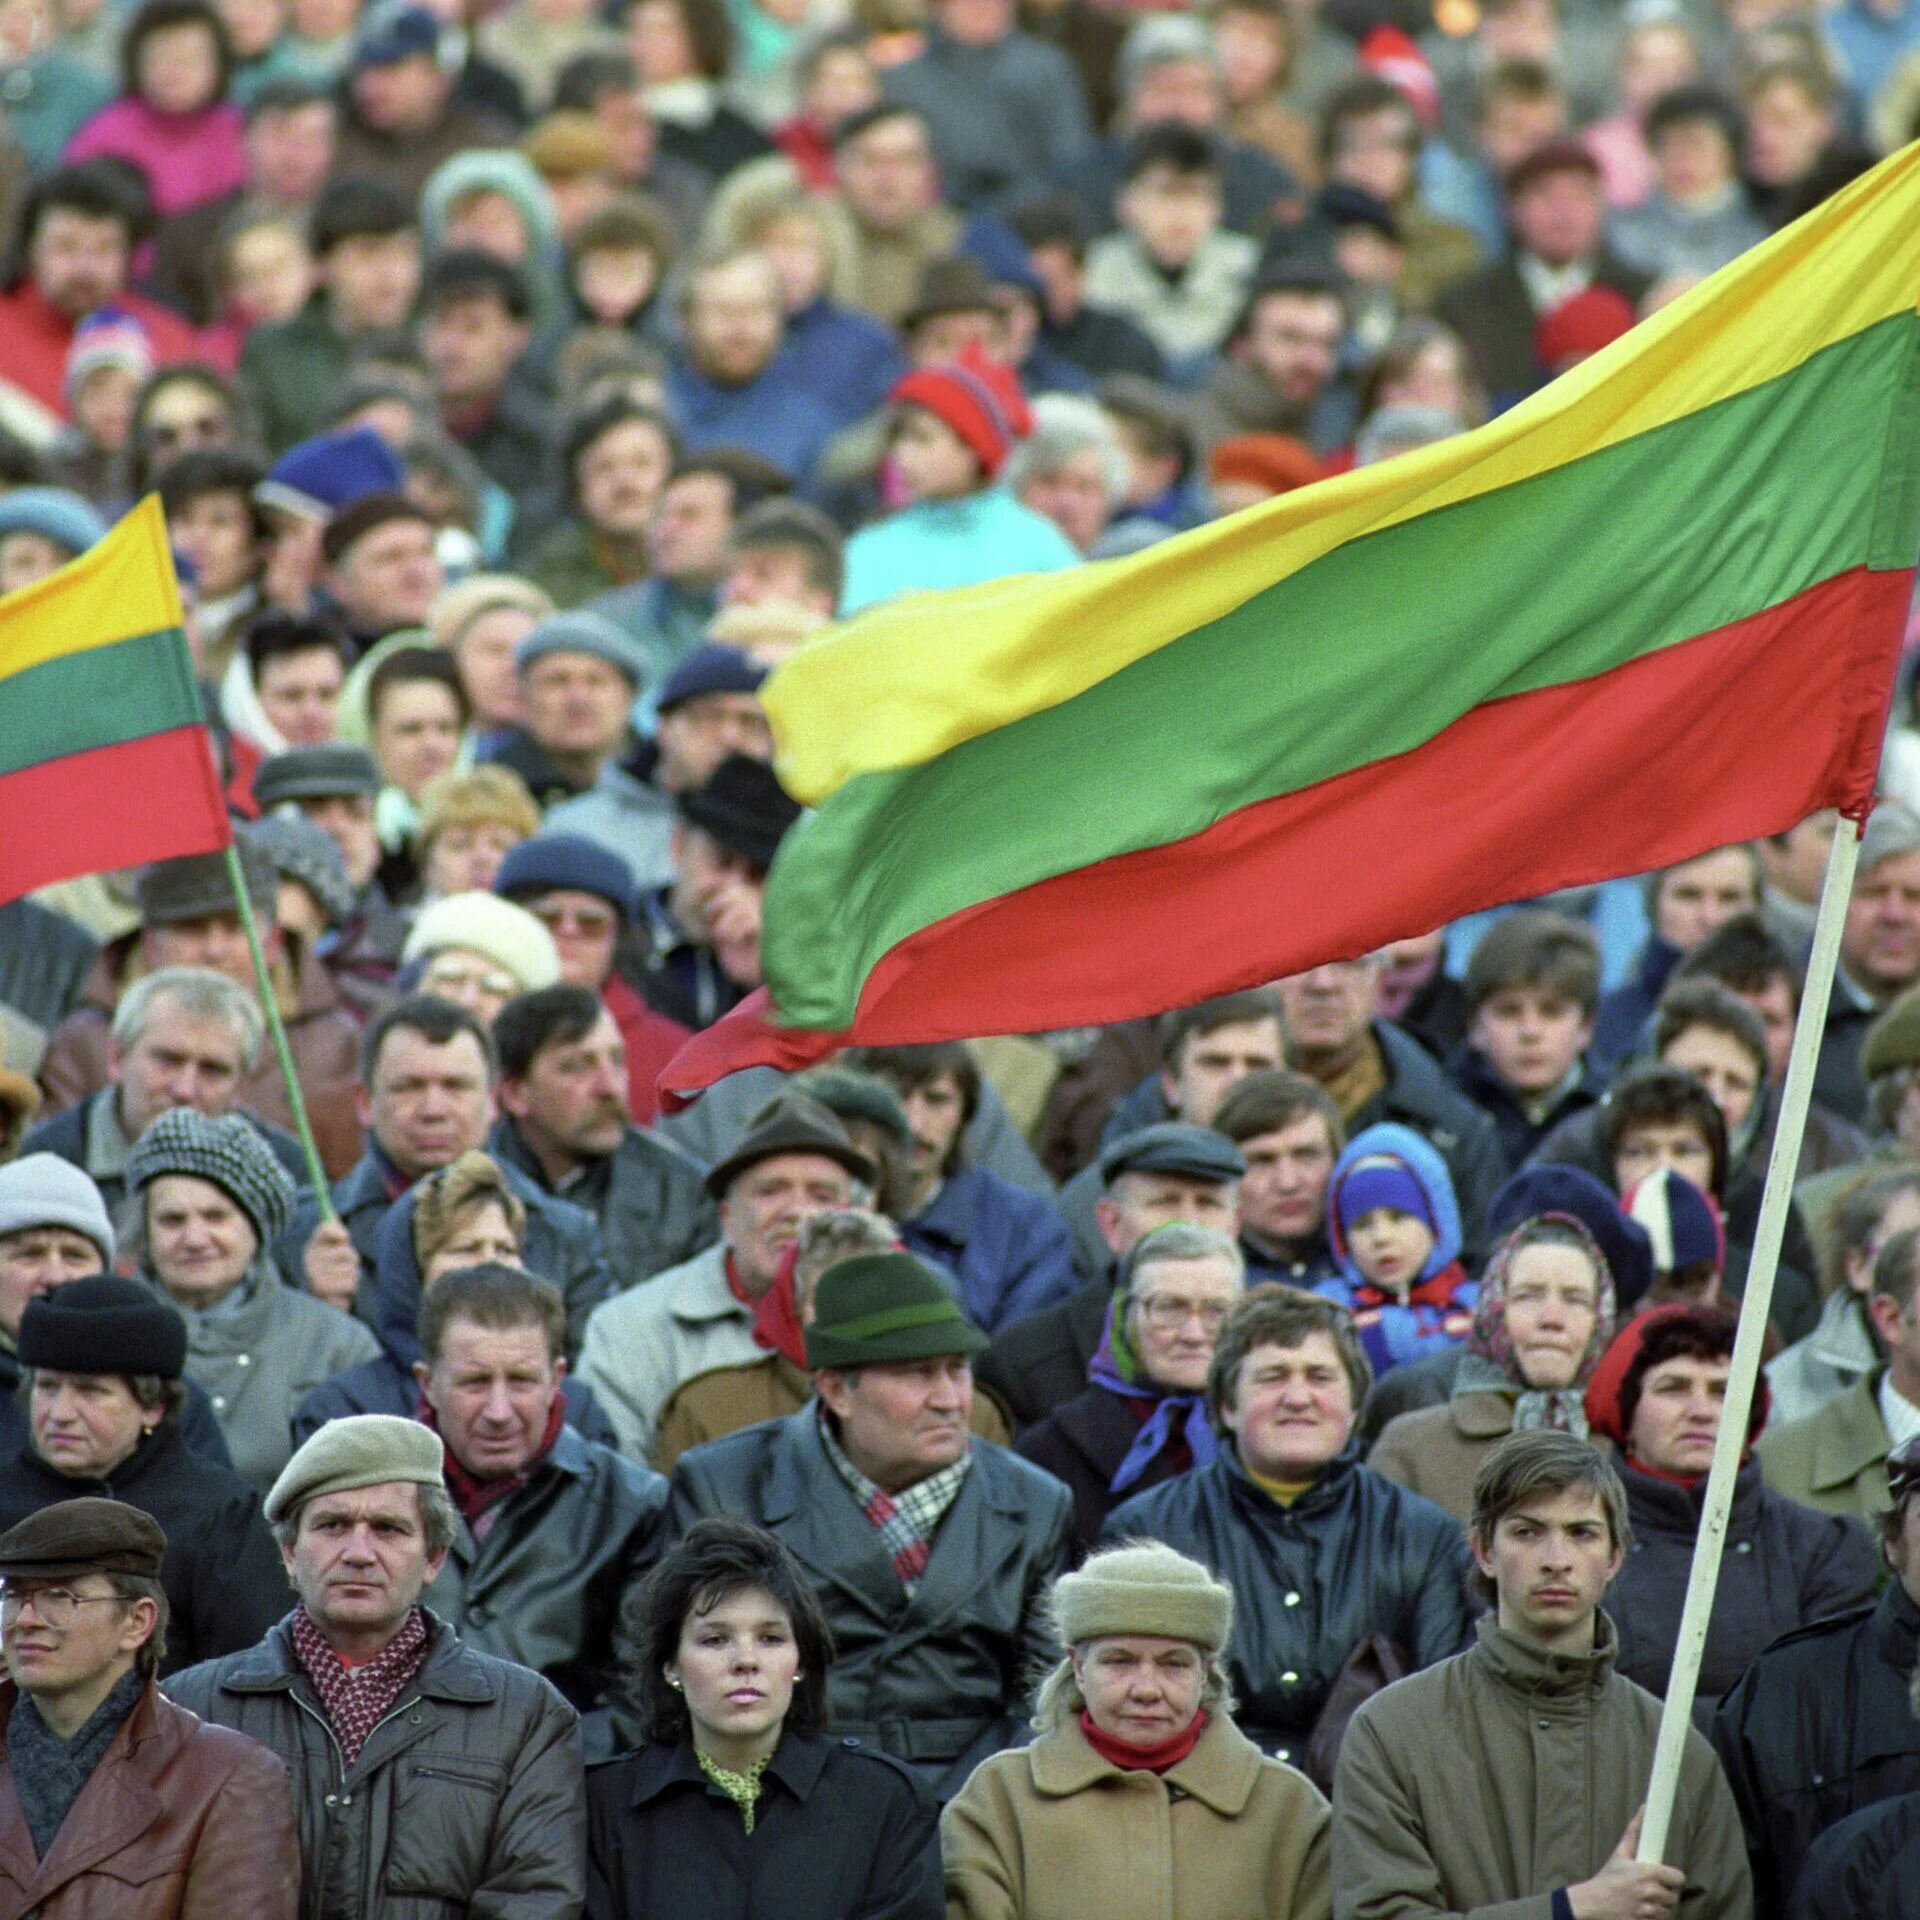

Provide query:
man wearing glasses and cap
left=0, top=1496, right=298, bottom=1915
left=1714, top=1429, right=1920, bottom=1918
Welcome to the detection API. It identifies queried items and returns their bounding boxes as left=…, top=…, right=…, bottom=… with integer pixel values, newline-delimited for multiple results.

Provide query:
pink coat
left=66, top=98, right=247, bottom=216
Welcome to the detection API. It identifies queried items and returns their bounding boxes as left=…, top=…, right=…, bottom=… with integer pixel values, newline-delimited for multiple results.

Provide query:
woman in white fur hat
left=941, top=1538, right=1331, bottom=1920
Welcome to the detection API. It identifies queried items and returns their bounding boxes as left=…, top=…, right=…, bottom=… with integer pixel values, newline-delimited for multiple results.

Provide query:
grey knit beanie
left=1050, top=1541, right=1234, bottom=1654
left=126, top=1109, right=297, bottom=1245
left=0, top=1155, right=115, bottom=1266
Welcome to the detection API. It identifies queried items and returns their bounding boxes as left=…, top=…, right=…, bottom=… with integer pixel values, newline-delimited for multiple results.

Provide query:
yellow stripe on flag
left=0, top=496, right=185, bottom=681
left=769, top=140, right=1920, bottom=807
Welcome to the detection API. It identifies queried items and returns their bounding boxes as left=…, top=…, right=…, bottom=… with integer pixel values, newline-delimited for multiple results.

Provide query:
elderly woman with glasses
left=1019, top=1225, right=1246, bottom=1558
left=943, top=1540, right=1331, bottom=1920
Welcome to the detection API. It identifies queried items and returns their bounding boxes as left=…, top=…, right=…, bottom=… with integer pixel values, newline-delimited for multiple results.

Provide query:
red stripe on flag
left=663, top=564, right=1905, bottom=1105
left=0, top=727, right=231, bottom=906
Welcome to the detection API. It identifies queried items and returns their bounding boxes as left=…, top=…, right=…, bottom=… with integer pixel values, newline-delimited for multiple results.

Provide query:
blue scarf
left=1087, top=1292, right=1219, bottom=1496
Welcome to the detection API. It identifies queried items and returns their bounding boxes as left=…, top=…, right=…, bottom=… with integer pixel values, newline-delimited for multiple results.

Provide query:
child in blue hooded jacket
left=1316, top=1121, right=1477, bottom=1378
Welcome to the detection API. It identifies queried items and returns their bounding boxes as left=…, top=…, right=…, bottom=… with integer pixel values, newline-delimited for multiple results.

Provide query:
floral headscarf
left=1454, top=1212, right=1617, bottom=1435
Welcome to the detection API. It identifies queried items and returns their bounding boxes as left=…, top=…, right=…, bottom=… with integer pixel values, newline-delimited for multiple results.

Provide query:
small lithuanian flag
left=0, top=496, right=229, bottom=906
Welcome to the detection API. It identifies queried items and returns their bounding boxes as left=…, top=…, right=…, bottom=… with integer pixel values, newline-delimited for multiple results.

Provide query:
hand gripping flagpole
left=221, top=839, right=337, bottom=1227
left=1637, top=811, right=1863, bottom=1864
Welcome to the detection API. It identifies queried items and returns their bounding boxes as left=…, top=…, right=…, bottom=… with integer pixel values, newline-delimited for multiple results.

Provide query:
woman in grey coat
left=128, top=1106, right=379, bottom=1493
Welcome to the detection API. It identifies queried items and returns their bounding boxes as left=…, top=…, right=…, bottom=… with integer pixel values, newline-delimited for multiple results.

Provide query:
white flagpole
left=1637, top=812, right=1863, bottom=1863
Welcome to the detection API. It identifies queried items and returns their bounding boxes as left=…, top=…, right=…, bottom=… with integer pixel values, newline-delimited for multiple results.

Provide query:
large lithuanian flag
left=0, top=497, right=229, bottom=905
left=664, top=141, right=1920, bottom=1103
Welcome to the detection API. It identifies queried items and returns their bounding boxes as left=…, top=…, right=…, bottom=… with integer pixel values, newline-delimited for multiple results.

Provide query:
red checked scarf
left=818, top=1408, right=971, bottom=1593
left=291, top=1604, right=429, bottom=1769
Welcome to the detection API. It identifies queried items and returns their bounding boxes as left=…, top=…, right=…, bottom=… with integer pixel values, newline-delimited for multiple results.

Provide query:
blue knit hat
left=1487, top=1164, right=1655, bottom=1309
left=256, top=427, right=407, bottom=522
left=0, top=488, right=108, bottom=558
left=494, top=832, right=637, bottom=920
left=1334, top=1154, right=1435, bottom=1234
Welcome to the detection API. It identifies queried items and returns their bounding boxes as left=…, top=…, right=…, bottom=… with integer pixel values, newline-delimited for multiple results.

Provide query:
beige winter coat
left=1333, top=1614, right=1752, bottom=1920
left=942, top=1710, right=1331, bottom=1920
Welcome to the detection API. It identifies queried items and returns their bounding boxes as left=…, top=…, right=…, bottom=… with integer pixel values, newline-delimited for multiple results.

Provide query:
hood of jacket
left=1327, top=1121, right=1462, bottom=1282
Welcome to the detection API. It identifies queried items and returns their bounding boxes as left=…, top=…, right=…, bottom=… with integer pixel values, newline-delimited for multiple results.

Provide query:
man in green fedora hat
left=667, top=1249, right=1073, bottom=1798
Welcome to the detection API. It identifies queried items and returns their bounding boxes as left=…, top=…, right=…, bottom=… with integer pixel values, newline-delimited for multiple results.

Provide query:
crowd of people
left=3, top=0, right=1920, bottom=1908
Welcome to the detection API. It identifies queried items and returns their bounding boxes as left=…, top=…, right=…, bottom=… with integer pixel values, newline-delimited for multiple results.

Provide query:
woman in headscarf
left=1018, top=1225, right=1244, bottom=1558
left=1368, top=1212, right=1616, bottom=1522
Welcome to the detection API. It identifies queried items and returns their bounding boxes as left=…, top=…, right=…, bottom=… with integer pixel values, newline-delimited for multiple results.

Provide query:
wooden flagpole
left=221, top=841, right=336, bottom=1225
left=1637, top=811, right=1863, bottom=1861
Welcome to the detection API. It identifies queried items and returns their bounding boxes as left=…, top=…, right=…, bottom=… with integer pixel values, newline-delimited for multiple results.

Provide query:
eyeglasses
left=1131, top=1295, right=1232, bottom=1333
left=0, top=1585, right=126, bottom=1628
left=423, top=958, right=518, bottom=998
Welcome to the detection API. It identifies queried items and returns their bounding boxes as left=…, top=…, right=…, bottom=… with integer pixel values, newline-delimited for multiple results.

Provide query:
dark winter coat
left=1788, top=1789, right=1920, bottom=1920
left=1449, top=1044, right=1606, bottom=1174
left=1712, top=1581, right=1920, bottom=1920
left=422, top=1425, right=666, bottom=1713
left=489, top=1115, right=715, bottom=1293
left=165, top=1609, right=585, bottom=1920
left=668, top=1409, right=1073, bottom=1797
left=1609, top=1457, right=1878, bottom=1719
left=1352, top=1021, right=1510, bottom=1250
left=1016, top=1382, right=1194, bottom=1560
left=1099, top=1447, right=1475, bottom=1771
left=978, top=1278, right=1111, bottom=1432
left=584, top=1732, right=942, bottom=1920
left=901, top=1165, right=1079, bottom=1333
left=0, top=1423, right=284, bottom=1674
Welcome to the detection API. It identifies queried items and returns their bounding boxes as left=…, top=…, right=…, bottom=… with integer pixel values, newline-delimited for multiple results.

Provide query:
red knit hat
left=888, top=346, right=1032, bottom=478
left=1358, top=27, right=1439, bottom=128
left=1582, top=1302, right=1768, bottom=1454
left=1534, top=286, right=1637, bottom=371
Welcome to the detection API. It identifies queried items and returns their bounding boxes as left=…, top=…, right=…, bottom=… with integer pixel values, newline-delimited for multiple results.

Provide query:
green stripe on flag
left=767, top=311, right=1920, bottom=1030
left=0, top=626, right=202, bottom=780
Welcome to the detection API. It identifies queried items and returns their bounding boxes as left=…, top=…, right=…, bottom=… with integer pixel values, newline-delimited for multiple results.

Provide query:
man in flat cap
left=669, top=1251, right=1073, bottom=1798
left=166, top=1413, right=586, bottom=1919
left=254, top=741, right=410, bottom=971
left=0, top=1496, right=299, bottom=1916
